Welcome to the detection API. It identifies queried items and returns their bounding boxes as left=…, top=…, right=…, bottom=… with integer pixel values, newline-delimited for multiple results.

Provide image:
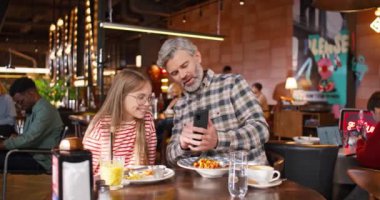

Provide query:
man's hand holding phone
left=179, top=109, right=218, bottom=151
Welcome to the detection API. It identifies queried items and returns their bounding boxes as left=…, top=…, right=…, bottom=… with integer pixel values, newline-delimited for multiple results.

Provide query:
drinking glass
left=152, top=165, right=166, bottom=179
left=100, top=156, right=125, bottom=190
left=228, top=151, right=248, bottom=198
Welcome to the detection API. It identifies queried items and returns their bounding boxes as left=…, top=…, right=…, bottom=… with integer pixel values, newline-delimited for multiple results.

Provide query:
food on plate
left=193, top=158, right=221, bottom=169
left=143, top=169, right=154, bottom=176
left=125, top=169, right=154, bottom=180
left=125, top=172, right=144, bottom=180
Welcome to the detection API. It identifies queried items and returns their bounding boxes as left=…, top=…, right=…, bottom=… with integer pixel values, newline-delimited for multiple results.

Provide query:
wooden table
left=1, top=169, right=324, bottom=200
left=110, top=168, right=325, bottom=200
left=0, top=174, right=51, bottom=200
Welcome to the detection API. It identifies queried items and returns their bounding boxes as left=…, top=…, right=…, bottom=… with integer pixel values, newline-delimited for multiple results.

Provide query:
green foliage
left=35, top=79, right=67, bottom=103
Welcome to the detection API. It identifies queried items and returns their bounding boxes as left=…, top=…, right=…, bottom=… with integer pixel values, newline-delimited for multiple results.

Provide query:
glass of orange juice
left=100, top=156, right=125, bottom=190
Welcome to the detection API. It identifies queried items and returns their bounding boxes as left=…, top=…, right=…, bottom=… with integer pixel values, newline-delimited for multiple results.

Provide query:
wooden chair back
left=347, top=168, right=380, bottom=200
left=265, top=150, right=284, bottom=173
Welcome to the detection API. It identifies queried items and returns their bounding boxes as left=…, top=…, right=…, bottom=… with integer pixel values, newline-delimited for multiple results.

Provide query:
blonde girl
left=83, top=69, right=157, bottom=175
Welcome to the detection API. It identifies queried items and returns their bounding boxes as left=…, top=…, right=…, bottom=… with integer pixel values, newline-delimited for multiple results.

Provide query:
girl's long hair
left=85, top=69, right=150, bottom=164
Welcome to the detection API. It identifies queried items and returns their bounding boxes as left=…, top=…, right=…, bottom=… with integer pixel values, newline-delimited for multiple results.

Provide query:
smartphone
left=193, top=109, right=209, bottom=129
left=193, top=109, right=209, bottom=142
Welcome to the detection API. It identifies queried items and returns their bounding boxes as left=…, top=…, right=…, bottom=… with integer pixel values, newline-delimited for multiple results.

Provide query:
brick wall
left=169, top=0, right=293, bottom=104
left=168, top=0, right=380, bottom=107
left=354, top=10, right=380, bottom=108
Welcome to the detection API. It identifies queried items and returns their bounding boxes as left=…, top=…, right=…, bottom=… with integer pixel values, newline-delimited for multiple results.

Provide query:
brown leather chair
left=347, top=168, right=380, bottom=200
left=265, top=141, right=339, bottom=200
left=265, top=150, right=284, bottom=173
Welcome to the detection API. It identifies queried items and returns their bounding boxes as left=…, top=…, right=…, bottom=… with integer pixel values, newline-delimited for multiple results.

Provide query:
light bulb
left=57, top=18, right=64, bottom=27
left=50, top=24, right=56, bottom=31
left=375, top=8, right=380, bottom=16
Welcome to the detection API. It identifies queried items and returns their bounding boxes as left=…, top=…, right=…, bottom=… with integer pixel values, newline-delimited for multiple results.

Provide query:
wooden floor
left=0, top=174, right=51, bottom=200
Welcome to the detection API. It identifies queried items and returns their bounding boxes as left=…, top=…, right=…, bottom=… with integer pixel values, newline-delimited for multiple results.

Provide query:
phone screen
left=193, top=109, right=209, bottom=143
left=193, top=109, right=209, bottom=129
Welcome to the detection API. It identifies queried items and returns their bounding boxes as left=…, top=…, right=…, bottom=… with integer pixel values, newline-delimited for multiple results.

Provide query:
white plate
left=177, top=156, right=229, bottom=178
left=124, top=167, right=175, bottom=184
left=248, top=179, right=282, bottom=188
left=293, top=136, right=320, bottom=144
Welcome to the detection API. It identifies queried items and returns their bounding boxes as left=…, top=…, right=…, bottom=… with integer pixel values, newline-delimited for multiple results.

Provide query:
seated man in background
left=157, top=37, right=269, bottom=166
left=0, top=77, right=63, bottom=171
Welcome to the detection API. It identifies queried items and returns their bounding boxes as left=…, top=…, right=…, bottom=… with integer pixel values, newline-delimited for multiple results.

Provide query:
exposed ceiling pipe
left=8, top=48, right=37, bottom=68
left=0, top=0, right=10, bottom=32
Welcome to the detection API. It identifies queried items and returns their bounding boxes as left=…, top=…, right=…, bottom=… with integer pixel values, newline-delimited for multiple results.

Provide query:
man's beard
left=183, top=64, right=204, bottom=93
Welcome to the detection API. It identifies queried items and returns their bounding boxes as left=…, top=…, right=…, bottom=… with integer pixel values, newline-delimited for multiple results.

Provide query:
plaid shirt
left=166, top=69, right=269, bottom=166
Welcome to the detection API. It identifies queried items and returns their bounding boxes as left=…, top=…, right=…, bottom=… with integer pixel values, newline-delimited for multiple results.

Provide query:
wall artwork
left=292, top=0, right=349, bottom=105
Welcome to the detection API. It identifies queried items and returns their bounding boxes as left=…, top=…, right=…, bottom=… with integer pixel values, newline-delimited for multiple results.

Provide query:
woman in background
left=163, top=82, right=182, bottom=118
left=252, top=82, right=270, bottom=120
left=83, top=69, right=157, bottom=175
left=0, top=82, right=17, bottom=137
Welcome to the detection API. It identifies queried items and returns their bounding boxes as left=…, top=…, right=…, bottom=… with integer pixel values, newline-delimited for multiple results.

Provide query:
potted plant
left=35, top=78, right=67, bottom=107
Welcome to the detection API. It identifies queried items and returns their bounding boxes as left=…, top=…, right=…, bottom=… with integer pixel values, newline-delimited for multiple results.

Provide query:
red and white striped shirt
left=83, top=113, right=157, bottom=175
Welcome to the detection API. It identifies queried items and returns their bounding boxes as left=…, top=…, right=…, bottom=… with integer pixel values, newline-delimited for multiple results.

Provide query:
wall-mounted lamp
left=239, top=0, right=245, bottom=6
left=182, top=15, right=187, bottom=23
left=99, top=22, right=224, bottom=41
left=370, top=7, right=380, bottom=33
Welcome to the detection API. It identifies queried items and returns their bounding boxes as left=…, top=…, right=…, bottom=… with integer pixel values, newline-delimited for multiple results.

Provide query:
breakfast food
left=125, top=169, right=154, bottom=180
left=193, top=158, right=221, bottom=169
left=125, top=172, right=144, bottom=180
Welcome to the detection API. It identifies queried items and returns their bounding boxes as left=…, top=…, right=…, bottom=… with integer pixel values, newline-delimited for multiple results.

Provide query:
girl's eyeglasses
left=129, top=95, right=153, bottom=105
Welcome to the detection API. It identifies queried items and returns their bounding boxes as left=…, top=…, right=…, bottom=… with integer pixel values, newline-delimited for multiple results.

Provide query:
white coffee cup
left=246, top=165, right=280, bottom=184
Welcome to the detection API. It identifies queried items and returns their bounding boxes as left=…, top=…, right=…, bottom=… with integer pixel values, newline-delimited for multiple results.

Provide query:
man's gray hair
left=156, top=37, right=198, bottom=68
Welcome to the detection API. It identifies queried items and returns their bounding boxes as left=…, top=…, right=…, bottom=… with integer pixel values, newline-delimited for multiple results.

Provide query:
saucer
left=248, top=179, right=282, bottom=189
